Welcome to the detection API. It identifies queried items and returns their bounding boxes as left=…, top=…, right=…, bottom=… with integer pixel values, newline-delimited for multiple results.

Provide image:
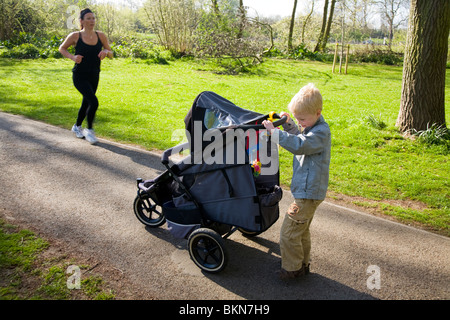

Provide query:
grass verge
left=0, top=218, right=115, bottom=300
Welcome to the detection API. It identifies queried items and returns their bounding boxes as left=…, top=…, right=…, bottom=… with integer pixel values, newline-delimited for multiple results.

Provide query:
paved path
left=0, top=112, right=448, bottom=300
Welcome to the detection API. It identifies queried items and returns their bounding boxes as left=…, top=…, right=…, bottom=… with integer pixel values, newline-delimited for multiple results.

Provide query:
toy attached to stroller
left=133, top=91, right=286, bottom=273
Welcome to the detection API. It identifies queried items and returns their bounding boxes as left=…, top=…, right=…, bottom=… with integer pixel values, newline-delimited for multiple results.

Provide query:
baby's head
left=288, top=83, right=322, bottom=128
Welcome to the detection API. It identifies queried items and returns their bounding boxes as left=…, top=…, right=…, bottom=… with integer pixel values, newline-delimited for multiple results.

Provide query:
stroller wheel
left=133, top=194, right=165, bottom=227
left=188, top=228, right=228, bottom=273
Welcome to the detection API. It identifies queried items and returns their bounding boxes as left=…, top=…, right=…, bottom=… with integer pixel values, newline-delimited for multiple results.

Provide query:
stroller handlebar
left=161, top=142, right=190, bottom=165
left=236, top=114, right=288, bottom=130
left=161, top=115, right=287, bottom=165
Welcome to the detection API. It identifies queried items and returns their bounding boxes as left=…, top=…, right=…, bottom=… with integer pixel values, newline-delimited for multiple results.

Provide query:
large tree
left=396, top=0, right=450, bottom=133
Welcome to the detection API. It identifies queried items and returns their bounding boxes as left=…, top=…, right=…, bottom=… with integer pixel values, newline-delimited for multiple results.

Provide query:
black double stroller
left=133, top=91, right=286, bottom=273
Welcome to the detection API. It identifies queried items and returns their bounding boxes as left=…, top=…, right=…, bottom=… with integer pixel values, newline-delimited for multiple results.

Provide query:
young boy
left=262, top=83, right=331, bottom=279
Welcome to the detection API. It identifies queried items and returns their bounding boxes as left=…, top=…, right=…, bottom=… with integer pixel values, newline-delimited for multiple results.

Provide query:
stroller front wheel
left=188, top=228, right=228, bottom=273
left=133, top=194, right=165, bottom=227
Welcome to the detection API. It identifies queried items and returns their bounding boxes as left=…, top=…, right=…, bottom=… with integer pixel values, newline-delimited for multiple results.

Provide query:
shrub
left=193, top=11, right=268, bottom=73
left=39, top=47, right=63, bottom=59
left=0, top=33, right=66, bottom=59
left=262, top=47, right=283, bottom=58
left=111, top=37, right=173, bottom=64
left=352, top=47, right=403, bottom=65
left=272, top=44, right=334, bottom=62
left=1, top=43, right=40, bottom=59
left=39, top=36, right=64, bottom=59
left=289, top=43, right=318, bottom=60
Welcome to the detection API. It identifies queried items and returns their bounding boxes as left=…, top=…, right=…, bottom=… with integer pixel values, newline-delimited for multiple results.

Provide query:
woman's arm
left=97, top=31, right=113, bottom=60
left=59, top=32, right=83, bottom=64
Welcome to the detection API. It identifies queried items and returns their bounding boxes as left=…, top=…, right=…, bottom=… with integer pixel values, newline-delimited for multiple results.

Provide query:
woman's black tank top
left=72, top=32, right=102, bottom=74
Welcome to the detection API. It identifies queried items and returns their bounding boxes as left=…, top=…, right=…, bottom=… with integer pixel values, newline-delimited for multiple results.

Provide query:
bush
left=262, top=47, right=283, bottom=58
left=352, top=48, right=403, bottom=65
left=1, top=43, right=40, bottom=59
left=0, top=33, right=66, bottom=59
left=266, top=44, right=334, bottom=62
left=193, top=12, right=268, bottom=73
left=289, top=43, right=318, bottom=60
left=39, top=47, right=63, bottom=59
left=39, top=36, right=64, bottom=59
left=111, top=37, right=173, bottom=64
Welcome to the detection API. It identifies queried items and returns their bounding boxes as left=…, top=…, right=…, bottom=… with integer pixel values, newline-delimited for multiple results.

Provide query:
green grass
left=0, top=57, right=449, bottom=235
left=0, top=219, right=115, bottom=300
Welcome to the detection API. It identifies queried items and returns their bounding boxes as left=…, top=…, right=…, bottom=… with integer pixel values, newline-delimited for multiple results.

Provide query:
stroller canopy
left=184, top=91, right=264, bottom=136
left=179, top=91, right=277, bottom=169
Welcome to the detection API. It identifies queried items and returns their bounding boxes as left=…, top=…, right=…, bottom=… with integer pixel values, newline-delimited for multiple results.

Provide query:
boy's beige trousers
left=280, top=199, right=323, bottom=271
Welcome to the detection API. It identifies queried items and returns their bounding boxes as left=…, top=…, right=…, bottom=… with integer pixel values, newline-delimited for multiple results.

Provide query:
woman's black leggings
left=72, top=72, right=99, bottom=129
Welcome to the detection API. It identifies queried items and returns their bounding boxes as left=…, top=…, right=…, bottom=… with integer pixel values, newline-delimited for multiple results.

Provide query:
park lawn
left=0, top=57, right=449, bottom=235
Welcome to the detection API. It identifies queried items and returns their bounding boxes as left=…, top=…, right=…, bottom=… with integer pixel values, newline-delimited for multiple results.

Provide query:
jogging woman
left=59, top=8, right=113, bottom=144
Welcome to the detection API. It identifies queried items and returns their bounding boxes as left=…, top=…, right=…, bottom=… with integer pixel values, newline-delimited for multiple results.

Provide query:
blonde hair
left=288, top=83, right=323, bottom=115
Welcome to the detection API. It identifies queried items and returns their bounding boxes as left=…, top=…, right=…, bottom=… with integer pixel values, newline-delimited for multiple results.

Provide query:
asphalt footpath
left=0, top=111, right=449, bottom=301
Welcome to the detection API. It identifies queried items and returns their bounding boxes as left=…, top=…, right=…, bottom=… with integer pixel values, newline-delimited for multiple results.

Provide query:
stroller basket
left=162, top=201, right=202, bottom=225
left=257, top=185, right=283, bottom=230
left=163, top=201, right=202, bottom=239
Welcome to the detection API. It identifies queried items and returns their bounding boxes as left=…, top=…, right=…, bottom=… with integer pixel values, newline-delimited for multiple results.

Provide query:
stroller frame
left=133, top=92, right=286, bottom=273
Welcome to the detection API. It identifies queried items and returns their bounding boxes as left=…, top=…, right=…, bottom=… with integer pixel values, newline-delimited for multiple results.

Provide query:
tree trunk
left=288, top=0, right=298, bottom=52
left=387, top=14, right=394, bottom=51
left=237, top=0, right=246, bottom=39
left=301, top=0, right=314, bottom=44
left=314, top=0, right=329, bottom=52
left=211, top=0, right=219, bottom=15
left=321, top=0, right=336, bottom=52
left=396, top=0, right=450, bottom=133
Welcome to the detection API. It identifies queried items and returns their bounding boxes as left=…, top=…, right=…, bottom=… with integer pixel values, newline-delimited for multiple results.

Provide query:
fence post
left=332, top=42, right=338, bottom=73
left=345, top=44, right=350, bottom=74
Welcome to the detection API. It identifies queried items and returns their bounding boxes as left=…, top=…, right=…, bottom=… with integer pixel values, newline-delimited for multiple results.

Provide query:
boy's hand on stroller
left=280, top=112, right=291, bottom=122
left=262, top=120, right=275, bottom=131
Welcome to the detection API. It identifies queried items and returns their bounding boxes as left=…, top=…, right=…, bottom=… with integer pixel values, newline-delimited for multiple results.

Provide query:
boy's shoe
left=82, top=128, right=98, bottom=144
left=277, top=267, right=305, bottom=280
left=303, top=263, right=310, bottom=275
left=71, top=125, right=84, bottom=139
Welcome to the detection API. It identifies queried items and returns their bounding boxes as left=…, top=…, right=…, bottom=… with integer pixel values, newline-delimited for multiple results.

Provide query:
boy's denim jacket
left=272, top=115, right=331, bottom=200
